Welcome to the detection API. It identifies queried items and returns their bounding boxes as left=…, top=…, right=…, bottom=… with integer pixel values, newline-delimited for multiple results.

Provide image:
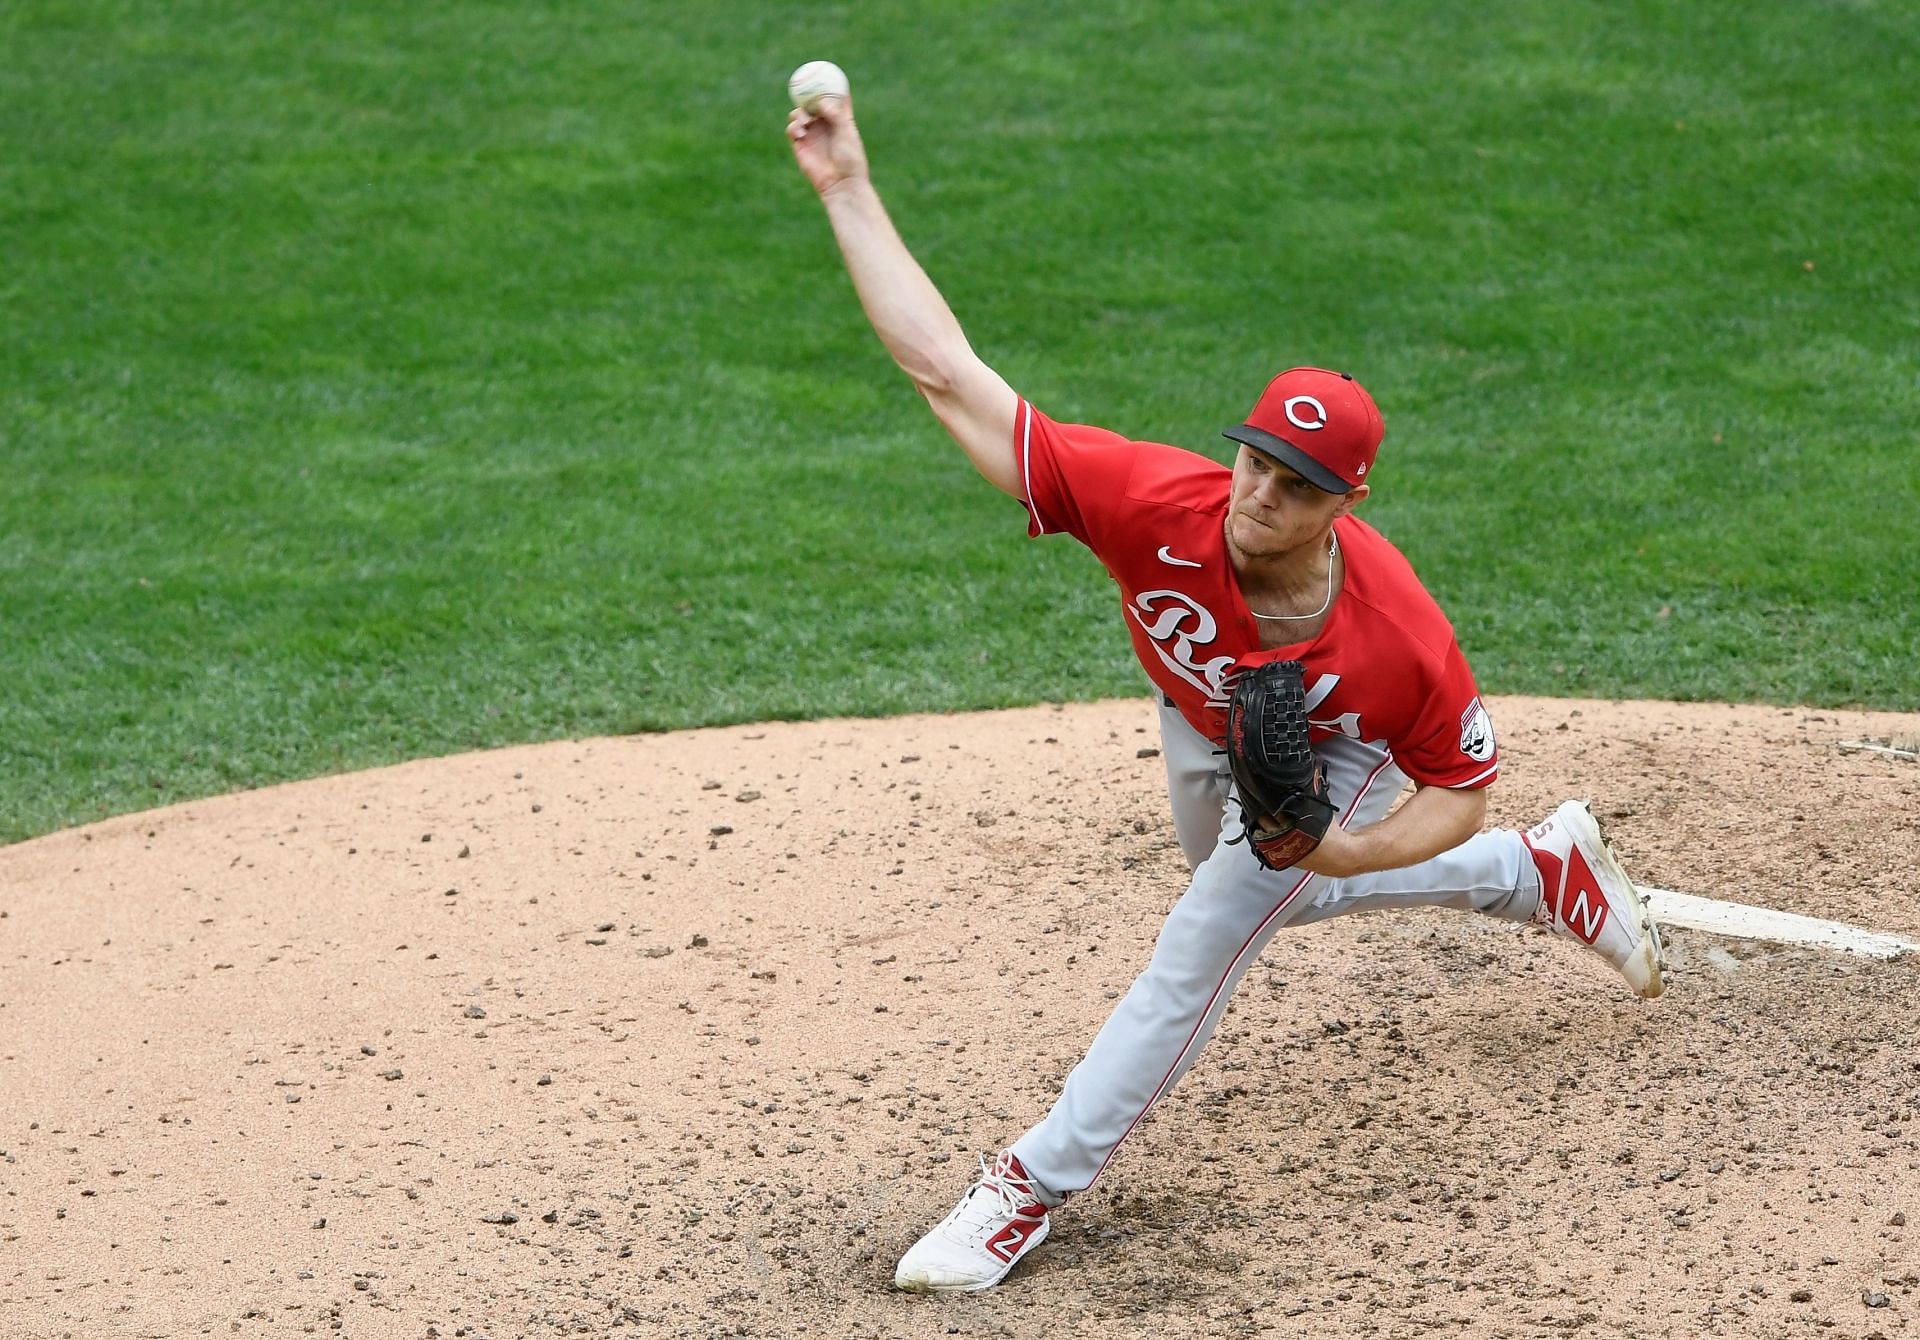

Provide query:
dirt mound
left=3, top=696, right=1917, bottom=1338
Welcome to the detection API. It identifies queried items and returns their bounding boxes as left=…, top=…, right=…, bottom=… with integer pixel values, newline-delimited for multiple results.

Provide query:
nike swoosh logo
left=1156, top=546, right=1203, bottom=569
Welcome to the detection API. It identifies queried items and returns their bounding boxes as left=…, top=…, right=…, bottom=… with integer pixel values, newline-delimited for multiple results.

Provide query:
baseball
left=788, top=60, right=849, bottom=115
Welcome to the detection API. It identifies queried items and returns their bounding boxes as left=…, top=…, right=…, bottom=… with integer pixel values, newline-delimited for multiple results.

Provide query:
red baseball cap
left=1222, top=367, right=1384, bottom=492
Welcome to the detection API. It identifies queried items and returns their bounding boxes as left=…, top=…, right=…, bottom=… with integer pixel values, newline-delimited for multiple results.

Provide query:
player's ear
left=1333, top=483, right=1369, bottom=517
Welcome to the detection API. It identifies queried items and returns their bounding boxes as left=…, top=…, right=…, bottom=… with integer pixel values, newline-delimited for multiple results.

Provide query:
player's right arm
left=787, top=95, right=1021, bottom=499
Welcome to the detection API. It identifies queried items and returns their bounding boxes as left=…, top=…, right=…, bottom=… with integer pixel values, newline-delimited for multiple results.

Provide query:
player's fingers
left=814, top=92, right=852, bottom=125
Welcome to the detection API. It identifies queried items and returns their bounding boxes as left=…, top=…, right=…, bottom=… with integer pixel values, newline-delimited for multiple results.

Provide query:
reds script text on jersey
left=1015, top=398, right=1498, bottom=790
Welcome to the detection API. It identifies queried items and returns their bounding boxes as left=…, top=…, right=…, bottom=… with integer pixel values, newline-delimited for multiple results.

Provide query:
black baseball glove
left=1224, top=658, right=1336, bottom=870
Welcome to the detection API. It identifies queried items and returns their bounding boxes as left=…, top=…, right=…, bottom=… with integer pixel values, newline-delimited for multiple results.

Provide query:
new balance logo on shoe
left=986, top=1211, right=1046, bottom=1263
left=1561, top=849, right=1609, bottom=944
left=1523, top=800, right=1667, bottom=999
left=1530, top=839, right=1609, bottom=944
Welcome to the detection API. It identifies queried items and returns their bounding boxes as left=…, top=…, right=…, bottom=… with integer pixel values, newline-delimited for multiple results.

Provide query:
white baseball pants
left=1009, top=696, right=1542, bottom=1203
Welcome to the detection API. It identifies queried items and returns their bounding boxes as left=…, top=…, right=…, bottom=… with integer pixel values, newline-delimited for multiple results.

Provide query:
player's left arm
left=1295, top=782, right=1487, bottom=879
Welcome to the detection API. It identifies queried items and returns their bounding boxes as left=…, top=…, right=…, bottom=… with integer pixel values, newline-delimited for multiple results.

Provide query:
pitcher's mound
left=2, top=696, right=1916, bottom=1337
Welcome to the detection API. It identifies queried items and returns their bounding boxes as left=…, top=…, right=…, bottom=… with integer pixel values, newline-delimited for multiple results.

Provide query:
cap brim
left=1221, top=425, right=1352, bottom=492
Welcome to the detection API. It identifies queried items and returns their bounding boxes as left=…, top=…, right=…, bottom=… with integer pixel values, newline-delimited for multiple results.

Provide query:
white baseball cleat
left=894, top=1151, right=1052, bottom=1293
left=1523, top=800, right=1667, bottom=999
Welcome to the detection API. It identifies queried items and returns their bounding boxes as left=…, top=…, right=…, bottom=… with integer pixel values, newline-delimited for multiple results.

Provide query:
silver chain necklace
left=1248, top=531, right=1340, bottom=621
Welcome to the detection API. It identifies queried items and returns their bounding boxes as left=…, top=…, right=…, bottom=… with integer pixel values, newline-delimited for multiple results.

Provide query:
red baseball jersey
left=1014, top=398, right=1498, bottom=789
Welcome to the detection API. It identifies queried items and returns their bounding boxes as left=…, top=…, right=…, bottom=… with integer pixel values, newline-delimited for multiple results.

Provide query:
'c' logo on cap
left=1283, top=395, right=1327, bottom=431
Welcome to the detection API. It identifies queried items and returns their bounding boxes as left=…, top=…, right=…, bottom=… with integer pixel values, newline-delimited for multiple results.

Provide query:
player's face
left=1226, top=446, right=1364, bottom=558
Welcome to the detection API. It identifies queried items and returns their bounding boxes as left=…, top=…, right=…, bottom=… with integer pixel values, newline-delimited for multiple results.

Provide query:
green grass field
left=4, top=1, right=1916, bottom=842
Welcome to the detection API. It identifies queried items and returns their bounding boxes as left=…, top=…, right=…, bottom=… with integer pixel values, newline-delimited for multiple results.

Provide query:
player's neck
left=1228, top=525, right=1344, bottom=644
left=1229, top=526, right=1336, bottom=596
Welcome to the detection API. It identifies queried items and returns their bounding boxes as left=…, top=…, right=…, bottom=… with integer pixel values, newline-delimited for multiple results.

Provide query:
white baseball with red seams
left=787, top=60, right=848, bottom=115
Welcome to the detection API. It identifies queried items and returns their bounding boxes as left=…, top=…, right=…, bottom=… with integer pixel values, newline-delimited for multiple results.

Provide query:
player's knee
left=1146, top=894, right=1259, bottom=983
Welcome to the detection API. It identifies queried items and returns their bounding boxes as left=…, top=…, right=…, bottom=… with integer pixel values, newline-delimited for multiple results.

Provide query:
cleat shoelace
left=943, top=1154, right=1038, bottom=1244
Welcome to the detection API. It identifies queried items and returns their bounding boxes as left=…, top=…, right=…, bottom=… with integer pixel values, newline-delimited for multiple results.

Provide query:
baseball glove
left=1224, top=658, right=1336, bottom=870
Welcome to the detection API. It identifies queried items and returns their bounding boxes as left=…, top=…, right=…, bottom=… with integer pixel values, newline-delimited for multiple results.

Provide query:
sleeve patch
left=1459, top=697, right=1496, bottom=763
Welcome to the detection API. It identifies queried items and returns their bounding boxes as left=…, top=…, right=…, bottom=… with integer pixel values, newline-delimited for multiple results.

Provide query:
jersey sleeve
left=1394, top=640, right=1500, bottom=788
left=1014, top=398, right=1140, bottom=549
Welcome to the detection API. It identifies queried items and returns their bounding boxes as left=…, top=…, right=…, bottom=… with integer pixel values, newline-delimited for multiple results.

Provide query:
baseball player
left=787, top=93, right=1666, bottom=1293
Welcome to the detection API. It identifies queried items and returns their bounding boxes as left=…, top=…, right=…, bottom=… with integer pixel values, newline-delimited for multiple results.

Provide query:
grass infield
left=3, top=1, right=1915, bottom=841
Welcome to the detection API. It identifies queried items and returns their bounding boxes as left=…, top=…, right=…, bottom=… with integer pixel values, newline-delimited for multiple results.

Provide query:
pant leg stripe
left=1087, top=748, right=1399, bottom=1185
